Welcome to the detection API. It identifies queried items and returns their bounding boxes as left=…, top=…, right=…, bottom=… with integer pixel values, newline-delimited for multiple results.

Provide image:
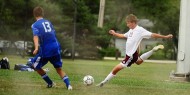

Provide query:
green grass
left=0, top=55, right=190, bottom=95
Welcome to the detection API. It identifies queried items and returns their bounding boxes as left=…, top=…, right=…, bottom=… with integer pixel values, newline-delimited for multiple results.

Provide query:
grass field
left=0, top=55, right=190, bottom=95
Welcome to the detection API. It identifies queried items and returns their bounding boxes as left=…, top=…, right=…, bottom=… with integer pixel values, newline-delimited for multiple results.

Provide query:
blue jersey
left=31, top=18, right=61, bottom=57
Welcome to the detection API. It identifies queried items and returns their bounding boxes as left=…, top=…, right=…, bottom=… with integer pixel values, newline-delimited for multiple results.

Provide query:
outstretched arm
left=151, top=33, right=173, bottom=39
left=109, top=30, right=126, bottom=38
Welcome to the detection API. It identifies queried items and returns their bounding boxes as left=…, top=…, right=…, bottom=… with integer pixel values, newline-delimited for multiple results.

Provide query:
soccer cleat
left=152, top=45, right=164, bottom=52
left=96, top=82, right=104, bottom=87
left=67, top=85, right=72, bottom=90
left=47, top=82, right=56, bottom=88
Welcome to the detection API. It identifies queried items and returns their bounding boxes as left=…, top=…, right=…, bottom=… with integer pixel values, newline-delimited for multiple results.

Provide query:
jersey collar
left=132, top=25, right=139, bottom=30
left=37, top=18, right=43, bottom=21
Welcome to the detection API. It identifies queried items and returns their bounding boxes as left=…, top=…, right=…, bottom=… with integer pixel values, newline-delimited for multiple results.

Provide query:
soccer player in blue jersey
left=31, top=6, right=72, bottom=90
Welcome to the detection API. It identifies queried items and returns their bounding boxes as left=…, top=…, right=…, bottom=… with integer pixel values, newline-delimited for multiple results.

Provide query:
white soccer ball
left=83, top=75, right=94, bottom=86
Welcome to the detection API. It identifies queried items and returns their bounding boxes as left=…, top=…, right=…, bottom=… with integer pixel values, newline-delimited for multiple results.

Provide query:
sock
left=102, top=72, right=115, bottom=83
left=62, top=75, right=70, bottom=88
left=41, top=73, right=52, bottom=85
left=140, top=50, right=154, bottom=60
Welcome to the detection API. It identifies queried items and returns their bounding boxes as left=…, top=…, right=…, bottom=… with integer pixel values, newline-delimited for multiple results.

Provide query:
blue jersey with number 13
left=31, top=18, right=61, bottom=57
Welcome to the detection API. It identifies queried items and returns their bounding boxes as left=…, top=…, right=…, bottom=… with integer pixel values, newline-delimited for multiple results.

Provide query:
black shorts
left=121, top=51, right=138, bottom=67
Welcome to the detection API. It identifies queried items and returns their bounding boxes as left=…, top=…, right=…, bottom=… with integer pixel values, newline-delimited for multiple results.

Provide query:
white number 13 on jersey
left=42, top=22, right=52, bottom=32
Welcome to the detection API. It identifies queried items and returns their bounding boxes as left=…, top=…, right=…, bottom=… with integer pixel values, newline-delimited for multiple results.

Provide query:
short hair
left=33, top=6, right=44, bottom=17
left=126, top=14, right=138, bottom=23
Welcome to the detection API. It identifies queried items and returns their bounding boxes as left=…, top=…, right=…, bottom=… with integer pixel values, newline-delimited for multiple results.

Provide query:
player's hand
left=166, top=34, right=173, bottom=39
left=109, top=30, right=116, bottom=35
left=33, top=49, right=38, bottom=55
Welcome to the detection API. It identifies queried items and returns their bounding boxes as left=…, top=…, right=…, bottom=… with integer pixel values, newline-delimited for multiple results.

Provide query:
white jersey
left=124, top=25, right=152, bottom=56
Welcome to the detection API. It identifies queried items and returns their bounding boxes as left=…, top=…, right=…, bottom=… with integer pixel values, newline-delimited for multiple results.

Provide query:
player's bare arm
left=109, top=30, right=126, bottom=38
left=151, top=33, right=173, bottom=39
left=33, top=36, right=39, bottom=55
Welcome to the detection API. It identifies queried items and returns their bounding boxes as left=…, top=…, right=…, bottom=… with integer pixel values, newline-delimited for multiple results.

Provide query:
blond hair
left=126, top=14, right=138, bottom=23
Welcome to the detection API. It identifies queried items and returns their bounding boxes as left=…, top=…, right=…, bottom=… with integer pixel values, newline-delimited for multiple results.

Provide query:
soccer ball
left=83, top=75, right=94, bottom=86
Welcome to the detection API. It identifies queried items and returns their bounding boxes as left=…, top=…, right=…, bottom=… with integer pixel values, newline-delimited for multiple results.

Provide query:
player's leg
left=36, top=68, right=55, bottom=88
left=96, top=64, right=123, bottom=87
left=55, top=67, right=72, bottom=90
left=50, top=54, right=72, bottom=90
left=97, top=53, right=136, bottom=87
left=98, top=63, right=124, bottom=85
left=33, top=56, right=54, bottom=88
left=136, top=44, right=164, bottom=65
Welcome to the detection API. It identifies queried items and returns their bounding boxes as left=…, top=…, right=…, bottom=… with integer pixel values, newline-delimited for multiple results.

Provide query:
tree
left=131, top=0, right=180, bottom=59
left=0, top=0, right=33, bottom=41
left=102, top=0, right=180, bottom=59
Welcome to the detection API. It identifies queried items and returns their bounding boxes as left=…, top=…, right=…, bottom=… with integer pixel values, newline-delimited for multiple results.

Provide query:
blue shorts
left=32, top=54, right=63, bottom=70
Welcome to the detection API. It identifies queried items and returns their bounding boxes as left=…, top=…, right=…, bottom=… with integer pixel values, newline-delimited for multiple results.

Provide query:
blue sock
left=42, top=73, right=52, bottom=85
left=62, top=75, right=70, bottom=88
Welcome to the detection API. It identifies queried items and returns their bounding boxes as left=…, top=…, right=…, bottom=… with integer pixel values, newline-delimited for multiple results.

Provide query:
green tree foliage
left=0, top=0, right=33, bottom=41
left=0, top=0, right=180, bottom=59
left=103, top=0, right=179, bottom=59
left=52, top=0, right=102, bottom=58
left=131, top=0, right=180, bottom=59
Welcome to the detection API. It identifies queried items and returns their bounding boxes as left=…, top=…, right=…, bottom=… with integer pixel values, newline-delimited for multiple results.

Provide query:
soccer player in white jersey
left=31, top=6, right=72, bottom=90
left=97, top=14, right=173, bottom=87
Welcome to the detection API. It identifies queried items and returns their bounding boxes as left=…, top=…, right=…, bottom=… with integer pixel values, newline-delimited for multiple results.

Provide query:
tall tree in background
left=54, top=0, right=101, bottom=58
left=0, top=0, right=33, bottom=41
left=0, top=0, right=180, bottom=59
left=102, top=0, right=179, bottom=59
left=131, top=0, right=180, bottom=59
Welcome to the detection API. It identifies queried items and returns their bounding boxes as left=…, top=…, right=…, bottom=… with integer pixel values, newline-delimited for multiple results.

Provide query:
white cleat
left=67, top=85, right=72, bottom=90
left=96, top=82, right=104, bottom=87
left=152, top=45, right=164, bottom=52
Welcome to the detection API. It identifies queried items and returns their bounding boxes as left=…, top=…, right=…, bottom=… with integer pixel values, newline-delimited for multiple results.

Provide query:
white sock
left=102, top=72, right=115, bottom=83
left=140, top=50, right=154, bottom=60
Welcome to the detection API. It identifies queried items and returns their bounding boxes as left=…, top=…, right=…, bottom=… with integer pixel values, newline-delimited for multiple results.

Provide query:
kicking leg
left=97, top=52, right=138, bottom=87
left=136, top=45, right=164, bottom=65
